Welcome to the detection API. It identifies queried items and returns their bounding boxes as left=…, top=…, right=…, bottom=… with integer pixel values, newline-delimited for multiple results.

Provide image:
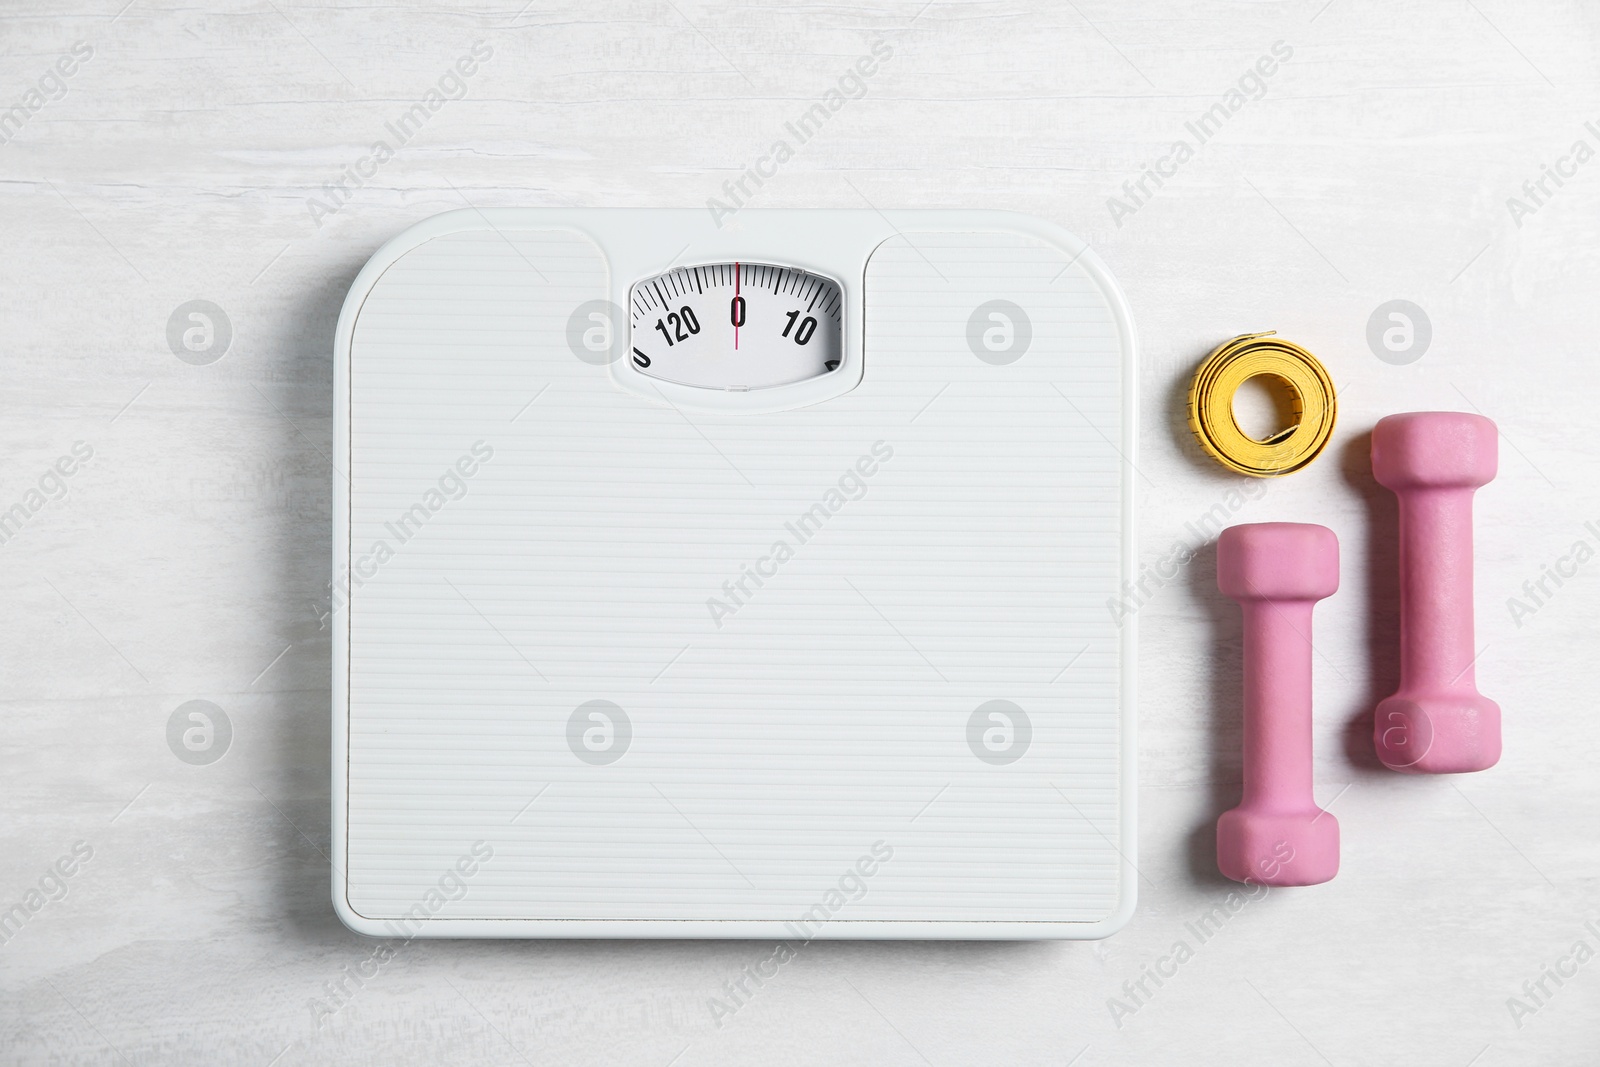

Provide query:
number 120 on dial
left=628, top=262, right=843, bottom=390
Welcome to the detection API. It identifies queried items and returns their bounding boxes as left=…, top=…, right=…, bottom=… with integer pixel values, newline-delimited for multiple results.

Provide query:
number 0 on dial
left=628, top=263, right=843, bottom=390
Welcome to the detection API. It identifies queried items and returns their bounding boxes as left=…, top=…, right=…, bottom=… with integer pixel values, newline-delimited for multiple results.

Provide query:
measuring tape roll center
left=1188, top=333, right=1337, bottom=477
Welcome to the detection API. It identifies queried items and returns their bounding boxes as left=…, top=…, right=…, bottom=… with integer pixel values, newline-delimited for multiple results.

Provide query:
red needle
left=734, top=261, right=740, bottom=351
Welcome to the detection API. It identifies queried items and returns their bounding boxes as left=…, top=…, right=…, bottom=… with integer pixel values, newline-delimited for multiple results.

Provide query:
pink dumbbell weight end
left=1371, top=412, right=1501, bottom=773
left=1216, top=523, right=1340, bottom=887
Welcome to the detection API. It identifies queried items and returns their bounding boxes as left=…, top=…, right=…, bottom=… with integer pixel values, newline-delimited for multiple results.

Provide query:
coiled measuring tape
left=1187, top=332, right=1337, bottom=477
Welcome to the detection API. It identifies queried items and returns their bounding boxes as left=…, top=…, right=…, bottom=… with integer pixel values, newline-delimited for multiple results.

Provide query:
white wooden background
left=3, top=1, right=1598, bottom=1064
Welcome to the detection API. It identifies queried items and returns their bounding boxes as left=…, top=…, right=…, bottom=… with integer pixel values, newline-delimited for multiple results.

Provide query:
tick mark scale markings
left=627, top=261, right=844, bottom=388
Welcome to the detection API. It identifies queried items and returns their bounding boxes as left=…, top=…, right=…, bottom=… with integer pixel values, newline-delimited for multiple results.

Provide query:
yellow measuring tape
left=1187, top=332, right=1337, bottom=477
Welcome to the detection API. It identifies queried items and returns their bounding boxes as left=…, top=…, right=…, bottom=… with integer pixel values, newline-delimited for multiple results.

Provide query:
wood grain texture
left=1, top=0, right=1597, bottom=1063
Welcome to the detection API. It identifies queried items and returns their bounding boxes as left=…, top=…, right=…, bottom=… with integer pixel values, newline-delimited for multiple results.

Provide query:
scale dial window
left=628, top=263, right=843, bottom=390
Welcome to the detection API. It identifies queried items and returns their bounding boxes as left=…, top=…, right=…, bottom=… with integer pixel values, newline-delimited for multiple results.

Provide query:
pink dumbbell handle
left=1397, top=489, right=1478, bottom=690
left=1239, top=600, right=1318, bottom=811
left=1217, top=522, right=1338, bottom=885
left=1372, top=411, right=1498, bottom=773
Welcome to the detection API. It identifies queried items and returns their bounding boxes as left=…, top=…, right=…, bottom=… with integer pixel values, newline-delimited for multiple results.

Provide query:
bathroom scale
left=332, top=208, right=1137, bottom=939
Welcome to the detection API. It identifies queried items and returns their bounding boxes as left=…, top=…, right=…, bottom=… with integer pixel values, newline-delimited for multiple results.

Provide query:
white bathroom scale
left=332, top=208, right=1137, bottom=939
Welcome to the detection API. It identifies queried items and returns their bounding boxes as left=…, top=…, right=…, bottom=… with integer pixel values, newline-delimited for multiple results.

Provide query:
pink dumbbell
left=1371, top=412, right=1500, bottom=774
left=1216, top=523, right=1340, bottom=887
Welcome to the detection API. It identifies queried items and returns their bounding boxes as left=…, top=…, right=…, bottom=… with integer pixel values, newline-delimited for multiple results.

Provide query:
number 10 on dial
left=628, top=262, right=843, bottom=390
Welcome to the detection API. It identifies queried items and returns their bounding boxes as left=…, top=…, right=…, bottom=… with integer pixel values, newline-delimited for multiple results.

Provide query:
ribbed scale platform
left=341, top=216, right=1132, bottom=935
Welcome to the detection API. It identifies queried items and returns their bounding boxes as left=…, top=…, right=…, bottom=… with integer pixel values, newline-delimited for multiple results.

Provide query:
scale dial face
left=628, top=263, right=843, bottom=390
